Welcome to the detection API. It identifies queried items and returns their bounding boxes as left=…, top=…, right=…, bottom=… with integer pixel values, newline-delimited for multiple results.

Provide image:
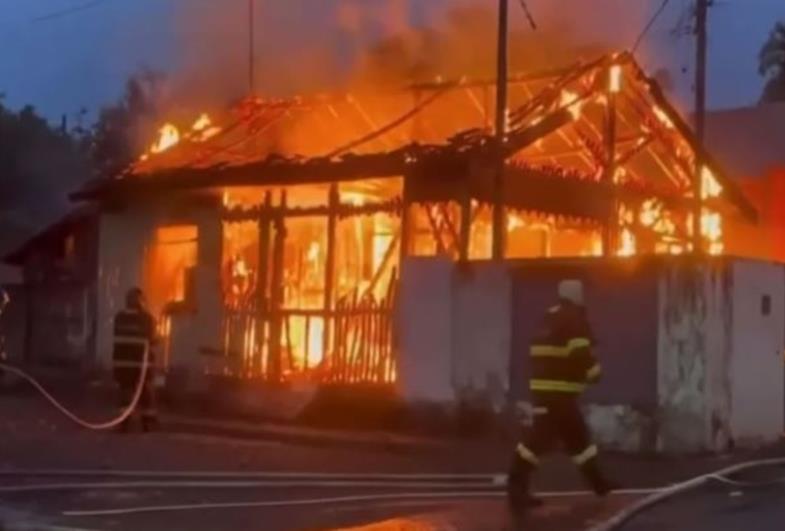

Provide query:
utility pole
left=248, top=0, right=256, bottom=94
left=492, top=0, right=509, bottom=260
left=693, top=0, right=709, bottom=254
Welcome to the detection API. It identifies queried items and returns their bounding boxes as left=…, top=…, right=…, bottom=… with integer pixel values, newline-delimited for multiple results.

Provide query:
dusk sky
left=1, top=0, right=783, bottom=122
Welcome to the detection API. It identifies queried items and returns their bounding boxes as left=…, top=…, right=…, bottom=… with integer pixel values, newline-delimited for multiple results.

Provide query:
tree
left=0, top=99, right=91, bottom=254
left=90, top=68, right=166, bottom=178
left=759, top=21, right=785, bottom=103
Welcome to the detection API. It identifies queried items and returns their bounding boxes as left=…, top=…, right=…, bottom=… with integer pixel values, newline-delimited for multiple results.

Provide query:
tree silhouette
left=759, top=21, right=785, bottom=103
left=90, top=68, right=166, bottom=178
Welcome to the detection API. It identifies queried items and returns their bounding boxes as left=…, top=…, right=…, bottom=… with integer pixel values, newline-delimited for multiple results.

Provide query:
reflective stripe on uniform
left=567, top=337, right=591, bottom=352
left=532, top=406, right=549, bottom=416
left=572, top=444, right=598, bottom=465
left=530, top=345, right=570, bottom=358
left=114, top=336, right=149, bottom=346
left=530, top=379, right=586, bottom=393
left=516, top=443, right=540, bottom=465
left=586, top=364, right=602, bottom=381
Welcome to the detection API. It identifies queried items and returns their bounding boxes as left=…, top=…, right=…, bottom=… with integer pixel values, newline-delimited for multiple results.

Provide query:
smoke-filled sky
left=0, top=0, right=783, bottom=121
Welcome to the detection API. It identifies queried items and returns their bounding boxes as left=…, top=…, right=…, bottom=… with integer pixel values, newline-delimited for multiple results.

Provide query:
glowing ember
left=559, top=90, right=584, bottom=120
left=150, top=123, right=180, bottom=154
left=609, top=65, right=622, bottom=93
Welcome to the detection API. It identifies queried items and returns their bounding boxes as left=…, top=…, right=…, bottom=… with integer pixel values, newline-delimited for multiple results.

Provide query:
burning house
left=12, top=52, right=783, bottom=452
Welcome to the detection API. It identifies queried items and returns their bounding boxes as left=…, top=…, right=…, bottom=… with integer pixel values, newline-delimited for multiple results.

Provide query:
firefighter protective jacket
left=112, top=308, right=155, bottom=379
left=529, top=301, right=601, bottom=396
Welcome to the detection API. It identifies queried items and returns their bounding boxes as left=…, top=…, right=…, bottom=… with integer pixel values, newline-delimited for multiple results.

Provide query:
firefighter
left=113, top=287, right=158, bottom=432
left=507, top=279, right=613, bottom=512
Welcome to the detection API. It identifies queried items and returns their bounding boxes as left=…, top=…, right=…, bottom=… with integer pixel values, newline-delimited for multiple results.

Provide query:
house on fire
left=7, top=52, right=784, bottom=453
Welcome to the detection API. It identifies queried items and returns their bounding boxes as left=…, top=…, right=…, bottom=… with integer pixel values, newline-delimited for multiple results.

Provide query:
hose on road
left=0, top=343, right=150, bottom=431
left=588, top=457, right=785, bottom=531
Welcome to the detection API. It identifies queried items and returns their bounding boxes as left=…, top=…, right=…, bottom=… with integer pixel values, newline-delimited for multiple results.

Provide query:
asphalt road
left=3, top=395, right=785, bottom=531
left=620, top=468, right=785, bottom=531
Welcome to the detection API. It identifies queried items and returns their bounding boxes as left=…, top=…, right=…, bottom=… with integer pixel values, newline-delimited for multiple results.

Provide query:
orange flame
left=559, top=90, right=584, bottom=120
left=150, top=123, right=180, bottom=154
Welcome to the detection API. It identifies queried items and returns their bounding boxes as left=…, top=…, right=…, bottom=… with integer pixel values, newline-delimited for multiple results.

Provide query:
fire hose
left=588, top=457, right=785, bottom=531
left=0, top=343, right=151, bottom=431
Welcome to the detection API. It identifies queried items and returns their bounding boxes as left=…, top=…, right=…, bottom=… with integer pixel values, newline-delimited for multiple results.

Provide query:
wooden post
left=492, top=0, right=509, bottom=260
left=323, top=184, right=338, bottom=362
left=399, top=177, right=411, bottom=265
left=603, top=65, right=619, bottom=256
left=256, top=191, right=272, bottom=375
left=693, top=0, right=709, bottom=254
left=459, top=184, right=472, bottom=262
left=268, top=191, right=286, bottom=382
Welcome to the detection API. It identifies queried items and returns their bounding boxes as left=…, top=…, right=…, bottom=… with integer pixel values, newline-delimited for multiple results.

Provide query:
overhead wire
left=633, top=0, right=673, bottom=53
left=32, top=0, right=111, bottom=23
left=516, top=0, right=538, bottom=30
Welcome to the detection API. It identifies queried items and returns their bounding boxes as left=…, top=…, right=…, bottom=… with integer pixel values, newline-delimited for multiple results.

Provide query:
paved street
left=620, top=481, right=785, bottom=530
left=2, top=394, right=784, bottom=530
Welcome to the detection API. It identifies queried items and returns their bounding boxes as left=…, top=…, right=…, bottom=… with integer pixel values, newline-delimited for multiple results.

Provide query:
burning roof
left=72, top=52, right=756, bottom=226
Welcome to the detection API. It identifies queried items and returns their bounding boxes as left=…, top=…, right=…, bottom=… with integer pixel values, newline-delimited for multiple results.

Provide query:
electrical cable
left=32, top=0, right=111, bottom=23
left=632, top=0, right=672, bottom=53
left=516, top=0, right=537, bottom=30
left=0, top=343, right=150, bottom=431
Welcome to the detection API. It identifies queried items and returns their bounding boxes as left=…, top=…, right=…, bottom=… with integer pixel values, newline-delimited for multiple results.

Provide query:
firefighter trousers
left=116, top=369, right=157, bottom=425
left=508, top=397, right=609, bottom=499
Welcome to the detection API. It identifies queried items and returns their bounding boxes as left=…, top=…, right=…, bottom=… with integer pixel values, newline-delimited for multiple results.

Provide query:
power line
left=32, top=0, right=111, bottom=23
left=516, top=0, right=537, bottom=30
left=632, top=0, right=672, bottom=53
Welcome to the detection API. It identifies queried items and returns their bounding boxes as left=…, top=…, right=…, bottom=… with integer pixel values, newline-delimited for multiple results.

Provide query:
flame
left=639, top=199, right=676, bottom=237
left=652, top=106, right=675, bottom=130
left=609, top=64, right=622, bottom=93
left=150, top=123, right=180, bottom=154
left=559, top=90, right=584, bottom=120
left=307, top=241, right=320, bottom=262
left=342, top=191, right=367, bottom=206
left=507, top=213, right=525, bottom=231
left=618, top=228, right=636, bottom=257
left=192, top=113, right=221, bottom=142
left=192, top=113, right=212, bottom=131
left=701, top=167, right=722, bottom=199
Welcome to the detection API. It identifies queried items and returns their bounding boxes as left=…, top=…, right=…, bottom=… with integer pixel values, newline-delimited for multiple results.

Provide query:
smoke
left=162, top=0, right=657, bottom=112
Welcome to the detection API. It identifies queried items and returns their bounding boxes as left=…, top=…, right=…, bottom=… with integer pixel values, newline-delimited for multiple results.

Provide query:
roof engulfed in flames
left=77, top=51, right=755, bottom=257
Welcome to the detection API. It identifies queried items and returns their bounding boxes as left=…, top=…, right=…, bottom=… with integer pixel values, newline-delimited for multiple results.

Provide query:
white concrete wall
left=656, top=261, right=733, bottom=453
left=95, top=201, right=224, bottom=379
left=730, top=260, right=785, bottom=445
left=95, top=208, right=153, bottom=368
left=397, top=258, right=454, bottom=403
left=451, top=263, right=511, bottom=412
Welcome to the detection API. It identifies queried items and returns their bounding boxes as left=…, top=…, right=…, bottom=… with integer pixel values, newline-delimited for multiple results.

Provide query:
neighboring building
left=705, top=103, right=785, bottom=261
left=3, top=207, right=98, bottom=367
left=6, top=53, right=783, bottom=452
